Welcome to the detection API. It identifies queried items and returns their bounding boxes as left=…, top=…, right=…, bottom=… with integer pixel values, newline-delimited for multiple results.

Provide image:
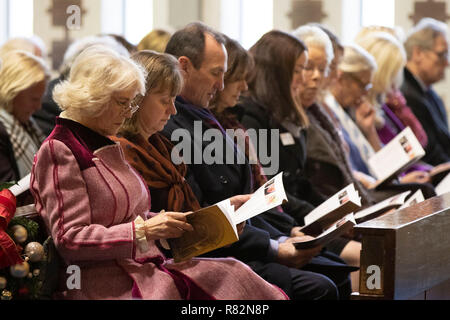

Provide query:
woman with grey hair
left=30, top=45, right=287, bottom=300
left=325, top=44, right=379, bottom=170
left=0, top=50, right=50, bottom=183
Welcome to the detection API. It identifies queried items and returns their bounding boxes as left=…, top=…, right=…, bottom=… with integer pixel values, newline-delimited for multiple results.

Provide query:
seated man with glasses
left=402, top=17, right=450, bottom=166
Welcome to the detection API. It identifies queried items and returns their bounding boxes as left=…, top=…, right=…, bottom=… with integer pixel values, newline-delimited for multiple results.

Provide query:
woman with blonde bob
left=31, top=45, right=287, bottom=300
left=356, top=31, right=428, bottom=150
left=0, top=50, right=50, bottom=183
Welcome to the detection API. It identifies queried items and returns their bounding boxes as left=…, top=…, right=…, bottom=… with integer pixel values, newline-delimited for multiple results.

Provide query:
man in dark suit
left=401, top=18, right=450, bottom=166
left=161, top=22, right=354, bottom=300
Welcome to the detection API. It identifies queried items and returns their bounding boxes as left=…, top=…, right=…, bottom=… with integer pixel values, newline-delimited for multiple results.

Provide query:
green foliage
left=0, top=181, right=16, bottom=190
left=1, top=217, right=45, bottom=300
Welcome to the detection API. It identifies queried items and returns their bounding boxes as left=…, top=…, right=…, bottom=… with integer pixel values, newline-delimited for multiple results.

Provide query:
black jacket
left=0, top=121, right=20, bottom=183
left=401, top=68, right=450, bottom=166
left=238, top=97, right=326, bottom=225
left=33, top=77, right=63, bottom=137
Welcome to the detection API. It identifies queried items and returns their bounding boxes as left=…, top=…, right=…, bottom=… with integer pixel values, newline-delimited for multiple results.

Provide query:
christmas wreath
left=0, top=183, right=56, bottom=300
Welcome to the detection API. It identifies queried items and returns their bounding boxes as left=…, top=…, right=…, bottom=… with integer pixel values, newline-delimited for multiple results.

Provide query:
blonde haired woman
left=0, top=50, right=50, bottom=182
left=356, top=30, right=428, bottom=150
left=31, top=46, right=287, bottom=300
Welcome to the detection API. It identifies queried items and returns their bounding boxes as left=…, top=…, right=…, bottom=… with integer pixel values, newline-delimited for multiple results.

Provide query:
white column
left=101, top=0, right=125, bottom=36
left=153, top=0, right=171, bottom=31
left=273, top=0, right=291, bottom=32
left=0, top=0, right=8, bottom=45
left=124, top=0, right=154, bottom=44
left=322, top=0, right=344, bottom=40
left=340, top=0, right=361, bottom=45
left=220, top=0, right=241, bottom=40
left=201, top=0, right=221, bottom=31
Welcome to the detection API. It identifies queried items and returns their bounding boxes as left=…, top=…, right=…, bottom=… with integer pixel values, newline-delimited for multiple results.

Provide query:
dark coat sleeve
left=0, top=122, right=19, bottom=183
left=402, top=92, right=450, bottom=166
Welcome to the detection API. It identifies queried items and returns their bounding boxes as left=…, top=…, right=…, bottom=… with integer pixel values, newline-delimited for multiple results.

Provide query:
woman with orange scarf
left=113, top=52, right=201, bottom=213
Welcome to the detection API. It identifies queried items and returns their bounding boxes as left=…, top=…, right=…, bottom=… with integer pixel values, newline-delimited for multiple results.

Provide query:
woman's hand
left=355, top=100, right=376, bottom=134
left=290, top=226, right=305, bottom=237
left=229, top=194, right=251, bottom=210
left=277, top=236, right=323, bottom=268
left=353, top=170, right=377, bottom=189
left=236, top=221, right=246, bottom=236
left=144, top=211, right=193, bottom=241
left=399, top=171, right=431, bottom=184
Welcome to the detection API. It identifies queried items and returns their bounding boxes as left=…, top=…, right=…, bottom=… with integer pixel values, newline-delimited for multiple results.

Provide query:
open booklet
left=294, top=189, right=425, bottom=250
left=168, top=172, right=288, bottom=262
left=353, top=190, right=413, bottom=224
left=300, top=184, right=361, bottom=236
left=368, top=127, right=425, bottom=189
left=294, top=213, right=356, bottom=250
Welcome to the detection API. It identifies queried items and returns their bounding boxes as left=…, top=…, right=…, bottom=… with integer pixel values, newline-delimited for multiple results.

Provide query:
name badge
left=280, top=132, right=295, bottom=146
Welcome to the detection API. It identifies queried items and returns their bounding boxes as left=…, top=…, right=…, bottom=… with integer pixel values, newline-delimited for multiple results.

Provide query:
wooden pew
left=353, top=192, right=450, bottom=300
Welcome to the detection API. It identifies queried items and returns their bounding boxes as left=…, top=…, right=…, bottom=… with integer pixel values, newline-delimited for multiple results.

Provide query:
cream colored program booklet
left=169, top=172, right=288, bottom=262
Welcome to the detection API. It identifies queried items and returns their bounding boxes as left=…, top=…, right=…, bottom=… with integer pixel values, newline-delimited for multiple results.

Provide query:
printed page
left=354, top=190, right=411, bottom=223
left=303, top=184, right=361, bottom=227
left=233, top=172, right=288, bottom=225
left=294, top=214, right=356, bottom=249
left=217, top=199, right=237, bottom=236
left=399, top=190, right=425, bottom=210
left=9, top=173, right=31, bottom=197
left=435, top=172, right=450, bottom=196
left=368, top=127, right=425, bottom=183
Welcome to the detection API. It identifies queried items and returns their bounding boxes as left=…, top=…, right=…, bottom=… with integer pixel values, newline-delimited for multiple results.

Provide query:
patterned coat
left=30, top=117, right=287, bottom=300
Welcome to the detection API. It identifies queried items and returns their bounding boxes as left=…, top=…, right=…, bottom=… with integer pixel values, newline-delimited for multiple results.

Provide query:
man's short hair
left=404, top=17, right=448, bottom=61
left=165, top=21, right=225, bottom=69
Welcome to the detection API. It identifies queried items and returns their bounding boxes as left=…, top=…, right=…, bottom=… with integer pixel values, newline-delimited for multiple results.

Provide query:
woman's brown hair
left=246, top=30, right=309, bottom=127
left=118, top=50, right=183, bottom=137
left=211, top=34, right=254, bottom=107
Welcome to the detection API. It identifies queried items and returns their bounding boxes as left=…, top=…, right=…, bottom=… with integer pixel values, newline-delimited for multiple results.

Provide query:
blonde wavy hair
left=355, top=25, right=405, bottom=44
left=137, top=29, right=172, bottom=53
left=356, top=32, right=406, bottom=104
left=53, top=45, right=146, bottom=119
left=0, top=50, right=50, bottom=113
left=0, top=37, right=46, bottom=58
left=119, top=50, right=183, bottom=137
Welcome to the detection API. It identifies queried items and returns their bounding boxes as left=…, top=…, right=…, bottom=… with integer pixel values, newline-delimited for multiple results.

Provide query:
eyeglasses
left=114, top=98, right=140, bottom=115
left=346, top=73, right=373, bottom=92
left=427, top=49, right=449, bottom=62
